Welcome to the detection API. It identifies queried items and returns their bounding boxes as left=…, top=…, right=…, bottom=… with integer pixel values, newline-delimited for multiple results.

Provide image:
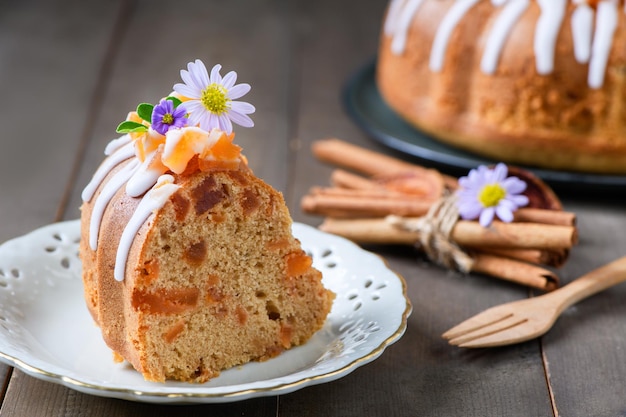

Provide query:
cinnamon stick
left=309, top=186, right=407, bottom=199
left=313, top=138, right=459, bottom=190
left=471, top=253, right=559, bottom=291
left=312, top=138, right=418, bottom=176
left=319, top=218, right=419, bottom=245
left=452, top=219, right=577, bottom=250
left=513, top=208, right=576, bottom=226
left=330, top=169, right=382, bottom=190
left=302, top=194, right=434, bottom=218
left=319, top=217, right=577, bottom=250
left=470, top=246, right=568, bottom=267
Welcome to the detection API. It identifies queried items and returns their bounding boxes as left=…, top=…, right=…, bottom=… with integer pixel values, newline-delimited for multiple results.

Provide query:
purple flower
left=173, top=59, right=255, bottom=133
left=151, top=99, right=187, bottom=135
left=456, top=163, right=529, bottom=227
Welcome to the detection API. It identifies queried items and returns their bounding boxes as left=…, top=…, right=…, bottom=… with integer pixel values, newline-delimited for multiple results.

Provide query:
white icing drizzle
left=81, top=140, right=136, bottom=203
left=588, top=0, right=618, bottom=89
left=88, top=158, right=140, bottom=250
left=384, top=0, right=623, bottom=88
left=125, top=150, right=165, bottom=198
left=430, top=0, right=481, bottom=72
left=114, top=175, right=180, bottom=281
left=104, top=134, right=132, bottom=156
left=481, top=0, right=530, bottom=74
left=389, top=0, right=426, bottom=55
left=384, top=0, right=406, bottom=35
left=571, top=2, right=594, bottom=63
left=534, top=0, right=567, bottom=75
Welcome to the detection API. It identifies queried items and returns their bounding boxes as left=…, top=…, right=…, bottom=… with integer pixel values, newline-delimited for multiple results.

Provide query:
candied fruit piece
left=132, top=287, right=199, bottom=314
left=285, top=252, right=313, bottom=277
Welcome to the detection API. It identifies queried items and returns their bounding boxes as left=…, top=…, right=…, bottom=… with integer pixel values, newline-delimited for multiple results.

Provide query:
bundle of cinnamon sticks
left=301, top=139, right=578, bottom=291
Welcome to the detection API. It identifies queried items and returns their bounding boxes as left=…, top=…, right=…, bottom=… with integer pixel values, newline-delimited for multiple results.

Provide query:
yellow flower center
left=478, top=183, right=506, bottom=207
left=201, top=83, right=229, bottom=114
left=162, top=113, right=174, bottom=124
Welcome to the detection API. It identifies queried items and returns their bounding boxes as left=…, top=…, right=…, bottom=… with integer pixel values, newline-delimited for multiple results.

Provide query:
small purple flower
left=455, top=163, right=529, bottom=227
left=151, top=99, right=187, bottom=135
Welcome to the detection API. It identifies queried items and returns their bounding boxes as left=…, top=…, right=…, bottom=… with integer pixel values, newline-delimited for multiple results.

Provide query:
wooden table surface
left=2, top=0, right=626, bottom=415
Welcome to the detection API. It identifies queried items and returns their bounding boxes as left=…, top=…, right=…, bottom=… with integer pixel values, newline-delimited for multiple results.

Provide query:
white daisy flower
left=456, top=163, right=529, bottom=227
left=173, top=59, right=255, bottom=133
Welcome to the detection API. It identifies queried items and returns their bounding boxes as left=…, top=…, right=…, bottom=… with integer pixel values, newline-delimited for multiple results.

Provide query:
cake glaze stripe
left=89, top=157, right=140, bottom=250
left=114, top=174, right=180, bottom=281
left=589, top=0, right=618, bottom=88
left=571, top=3, right=594, bottom=63
left=81, top=140, right=135, bottom=203
left=389, top=0, right=426, bottom=55
left=430, top=0, right=481, bottom=72
left=385, top=0, right=622, bottom=88
left=535, top=0, right=567, bottom=75
left=126, top=151, right=166, bottom=198
left=481, top=0, right=530, bottom=74
left=104, top=134, right=133, bottom=156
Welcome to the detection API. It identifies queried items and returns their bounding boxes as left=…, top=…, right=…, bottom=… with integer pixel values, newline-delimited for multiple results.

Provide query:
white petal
left=228, top=110, right=254, bottom=127
left=173, top=83, right=200, bottom=99
left=222, top=71, right=238, bottom=89
left=210, top=64, right=222, bottom=84
left=207, top=112, right=220, bottom=130
left=479, top=208, right=495, bottom=227
left=458, top=176, right=472, bottom=189
left=219, top=115, right=233, bottom=133
left=498, top=199, right=517, bottom=211
left=511, top=194, right=529, bottom=206
left=496, top=205, right=514, bottom=222
left=198, top=112, right=215, bottom=131
left=493, top=163, right=508, bottom=181
left=190, top=59, right=210, bottom=88
left=458, top=202, right=482, bottom=220
left=186, top=110, right=203, bottom=127
left=180, top=68, right=203, bottom=92
left=230, top=101, right=255, bottom=114
left=179, top=69, right=193, bottom=87
left=227, top=83, right=251, bottom=100
left=502, top=177, right=527, bottom=194
left=180, top=100, right=205, bottom=115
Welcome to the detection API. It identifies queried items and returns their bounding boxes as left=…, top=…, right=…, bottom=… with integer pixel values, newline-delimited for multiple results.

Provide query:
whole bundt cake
left=80, top=59, right=334, bottom=383
left=377, top=0, right=626, bottom=174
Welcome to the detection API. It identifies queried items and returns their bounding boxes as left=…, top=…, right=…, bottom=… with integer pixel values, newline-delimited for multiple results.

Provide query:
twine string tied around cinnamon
left=387, top=193, right=474, bottom=273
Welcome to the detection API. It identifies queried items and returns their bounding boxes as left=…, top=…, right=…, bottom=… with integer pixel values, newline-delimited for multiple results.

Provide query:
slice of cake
left=79, top=59, right=335, bottom=383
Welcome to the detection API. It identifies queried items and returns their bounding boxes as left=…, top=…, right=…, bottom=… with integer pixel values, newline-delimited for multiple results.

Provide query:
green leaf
left=136, top=103, right=154, bottom=122
left=116, top=120, right=148, bottom=134
left=165, top=96, right=182, bottom=108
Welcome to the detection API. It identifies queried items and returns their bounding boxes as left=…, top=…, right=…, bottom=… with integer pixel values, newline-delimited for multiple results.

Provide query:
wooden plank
left=282, top=0, right=555, bottom=415
left=0, top=0, right=120, bottom=241
left=0, top=0, right=127, bottom=409
left=2, top=370, right=276, bottom=417
left=541, top=201, right=626, bottom=417
left=65, top=0, right=295, bottom=219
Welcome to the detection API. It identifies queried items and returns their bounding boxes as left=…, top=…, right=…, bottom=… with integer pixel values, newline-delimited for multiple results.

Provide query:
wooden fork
left=442, top=256, right=626, bottom=348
